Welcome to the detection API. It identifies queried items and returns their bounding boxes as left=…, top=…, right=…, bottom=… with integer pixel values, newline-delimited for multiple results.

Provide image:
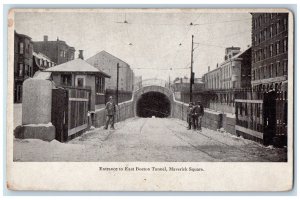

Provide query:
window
left=283, top=38, right=288, bottom=52
left=276, top=42, right=280, bottom=55
left=61, top=74, right=72, bottom=86
left=19, top=42, right=24, bottom=54
left=270, top=25, right=273, bottom=37
left=95, top=76, right=104, bottom=93
left=25, top=65, right=29, bottom=76
left=284, top=18, right=288, bottom=31
left=276, top=62, right=281, bottom=76
left=270, top=44, right=273, bottom=57
left=271, top=63, right=276, bottom=77
left=60, top=50, right=64, bottom=57
left=264, top=29, right=267, bottom=40
left=19, top=64, right=23, bottom=76
left=283, top=60, right=288, bottom=75
left=276, top=21, right=280, bottom=35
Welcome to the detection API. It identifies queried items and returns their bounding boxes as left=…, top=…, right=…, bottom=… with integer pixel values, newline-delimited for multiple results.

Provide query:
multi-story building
left=14, top=31, right=33, bottom=103
left=251, top=13, right=288, bottom=91
left=33, top=35, right=75, bottom=65
left=32, top=52, right=56, bottom=75
left=202, top=46, right=252, bottom=90
left=86, top=50, right=134, bottom=92
left=201, top=47, right=252, bottom=114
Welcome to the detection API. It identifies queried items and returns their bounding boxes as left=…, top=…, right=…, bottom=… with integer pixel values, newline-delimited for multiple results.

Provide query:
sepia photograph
left=6, top=7, right=294, bottom=191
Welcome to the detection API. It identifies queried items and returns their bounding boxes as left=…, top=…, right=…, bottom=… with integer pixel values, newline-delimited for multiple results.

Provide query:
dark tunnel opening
left=136, top=92, right=171, bottom=118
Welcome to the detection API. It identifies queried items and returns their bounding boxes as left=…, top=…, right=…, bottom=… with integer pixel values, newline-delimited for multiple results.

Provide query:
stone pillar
left=14, top=78, right=55, bottom=141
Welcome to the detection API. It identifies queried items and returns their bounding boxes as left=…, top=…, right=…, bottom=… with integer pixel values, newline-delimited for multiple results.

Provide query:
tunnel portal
left=136, top=91, right=171, bottom=118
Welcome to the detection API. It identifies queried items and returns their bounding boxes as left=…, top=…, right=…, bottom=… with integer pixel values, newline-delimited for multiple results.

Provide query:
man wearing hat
left=104, top=96, right=116, bottom=130
left=187, top=102, right=195, bottom=130
left=194, top=101, right=204, bottom=131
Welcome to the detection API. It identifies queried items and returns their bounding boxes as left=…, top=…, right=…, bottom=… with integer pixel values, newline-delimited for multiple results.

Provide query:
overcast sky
left=14, top=10, right=252, bottom=81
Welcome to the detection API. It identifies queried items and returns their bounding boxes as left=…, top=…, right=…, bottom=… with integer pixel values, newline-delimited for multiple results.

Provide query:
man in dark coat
left=104, top=96, right=116, bottom=130
left=194, top=101, right=204, bottom=131
left=187, top=102, right=195, bottom=130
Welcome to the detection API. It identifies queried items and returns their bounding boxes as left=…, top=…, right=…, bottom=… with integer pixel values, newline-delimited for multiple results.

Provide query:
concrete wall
left=222, top=114, right=236, bottom=135
left=93, top=98, right=135, bottom=128
left=171, top=95, right=235, bottom=132
left=93, top=85, right=236, bottom=136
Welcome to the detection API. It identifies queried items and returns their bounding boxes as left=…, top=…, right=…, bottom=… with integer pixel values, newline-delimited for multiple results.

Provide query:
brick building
left=14, top=31, right=33, bottom=103
left=251, top=13, right=288, bottom=92
left=86, top=50, right=134, bottom=92
left=33, top=35, right=75, bottom=65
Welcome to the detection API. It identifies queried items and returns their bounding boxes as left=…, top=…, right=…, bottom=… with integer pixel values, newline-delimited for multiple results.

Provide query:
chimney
left=78, top=50, right=84, bottom=60
left=208, top=66, right=210, bottom=72
left=44, top=35, right=48, bottom=42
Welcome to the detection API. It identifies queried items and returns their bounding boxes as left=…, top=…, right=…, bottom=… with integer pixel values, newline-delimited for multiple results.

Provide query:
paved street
left=14, top=117, right=287, bottom=162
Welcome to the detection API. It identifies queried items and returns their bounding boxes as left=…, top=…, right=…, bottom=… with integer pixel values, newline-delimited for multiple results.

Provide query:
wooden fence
left=52, top=86, right=91, bottom=142
left=235, top=90, right=287, bottom=146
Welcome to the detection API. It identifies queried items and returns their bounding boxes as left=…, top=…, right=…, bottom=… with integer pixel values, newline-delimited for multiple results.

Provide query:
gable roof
left=86, top=50, right=130, bottom=66
left=44, top=58, right=110, bottom=77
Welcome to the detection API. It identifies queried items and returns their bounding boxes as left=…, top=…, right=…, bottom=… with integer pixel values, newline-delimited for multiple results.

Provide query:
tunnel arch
left=134, top=85, right=173, bottom=118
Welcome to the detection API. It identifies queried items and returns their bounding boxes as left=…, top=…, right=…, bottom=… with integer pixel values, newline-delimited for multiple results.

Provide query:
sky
left=14, top=9, right=252, bottom=81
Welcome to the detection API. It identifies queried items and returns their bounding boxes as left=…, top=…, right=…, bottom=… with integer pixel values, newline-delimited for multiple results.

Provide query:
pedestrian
left=104, top=96, right=116, bottom=130
left=187, top=102, right=195, bottom=130
left=194, top=101, right=204, bottom=131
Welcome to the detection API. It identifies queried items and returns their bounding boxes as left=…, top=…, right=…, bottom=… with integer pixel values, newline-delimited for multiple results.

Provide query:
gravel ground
left=13, top=117, right=287, bottom=162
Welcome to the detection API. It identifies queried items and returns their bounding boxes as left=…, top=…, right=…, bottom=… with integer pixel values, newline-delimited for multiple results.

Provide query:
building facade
left=251, top=13, right=288, bottom=91
left=33, top=35, right=75, bottom=65
left=201, top=47, right=252, bottom=114
left=86, top=50, right=134, bottom=92
left=202, top=47, right=252, bottom=90
left=44, top=58, right=110, bottom=110
left=14, top=31, right=34, bottom=103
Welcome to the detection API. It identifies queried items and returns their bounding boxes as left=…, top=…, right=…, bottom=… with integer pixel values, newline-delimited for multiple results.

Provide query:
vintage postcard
left=6, top=8, right=294, bottom=191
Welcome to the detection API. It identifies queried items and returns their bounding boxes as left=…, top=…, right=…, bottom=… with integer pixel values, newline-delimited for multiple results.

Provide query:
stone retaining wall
left=93, top=99, right=135, bottom=128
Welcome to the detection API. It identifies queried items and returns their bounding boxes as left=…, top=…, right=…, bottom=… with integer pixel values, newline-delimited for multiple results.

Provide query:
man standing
left=104, top=96, right=116, bottom=130
left=187, top=102, right=195, bottom=130
left=194, top=101, right=204, bottom=131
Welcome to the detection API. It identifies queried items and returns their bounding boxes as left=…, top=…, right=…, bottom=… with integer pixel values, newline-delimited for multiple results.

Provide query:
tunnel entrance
left=136, top=92, right=171, bottom=118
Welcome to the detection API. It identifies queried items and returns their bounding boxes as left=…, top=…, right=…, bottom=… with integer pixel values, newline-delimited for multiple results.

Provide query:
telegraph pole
left=116, top=63, right=119, bottom=105
left=190, top=35, right=194, bottom=102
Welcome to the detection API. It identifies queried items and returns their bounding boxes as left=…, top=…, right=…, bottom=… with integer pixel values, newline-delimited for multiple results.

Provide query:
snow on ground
left=13, top=117, right=287, bottom=162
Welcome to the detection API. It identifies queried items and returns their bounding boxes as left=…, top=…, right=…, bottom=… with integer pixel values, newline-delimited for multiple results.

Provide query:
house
left=33, top=52, right=56, bottom=74
left=86, top=50, right=134, bottom=92
left=33, top=35, right=75, bottom=65
left=14, top=31, right=33, bottom=103
left=44, top=58, right=110, bottom=110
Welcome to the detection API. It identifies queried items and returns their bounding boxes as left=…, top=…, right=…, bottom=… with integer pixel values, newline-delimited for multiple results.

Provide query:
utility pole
left=190, top=35, right=194, bottom=102
left=116, top=63, right=119, bottom=105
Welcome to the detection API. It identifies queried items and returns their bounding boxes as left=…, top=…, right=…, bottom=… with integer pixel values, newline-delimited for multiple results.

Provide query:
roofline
left=86, top=50, right=131, bottom=67
left=45, top=71, right=111, bottom=78
left=15, top=30, right=32, bottom=40
left=33, top=40, right=75, bottom=49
